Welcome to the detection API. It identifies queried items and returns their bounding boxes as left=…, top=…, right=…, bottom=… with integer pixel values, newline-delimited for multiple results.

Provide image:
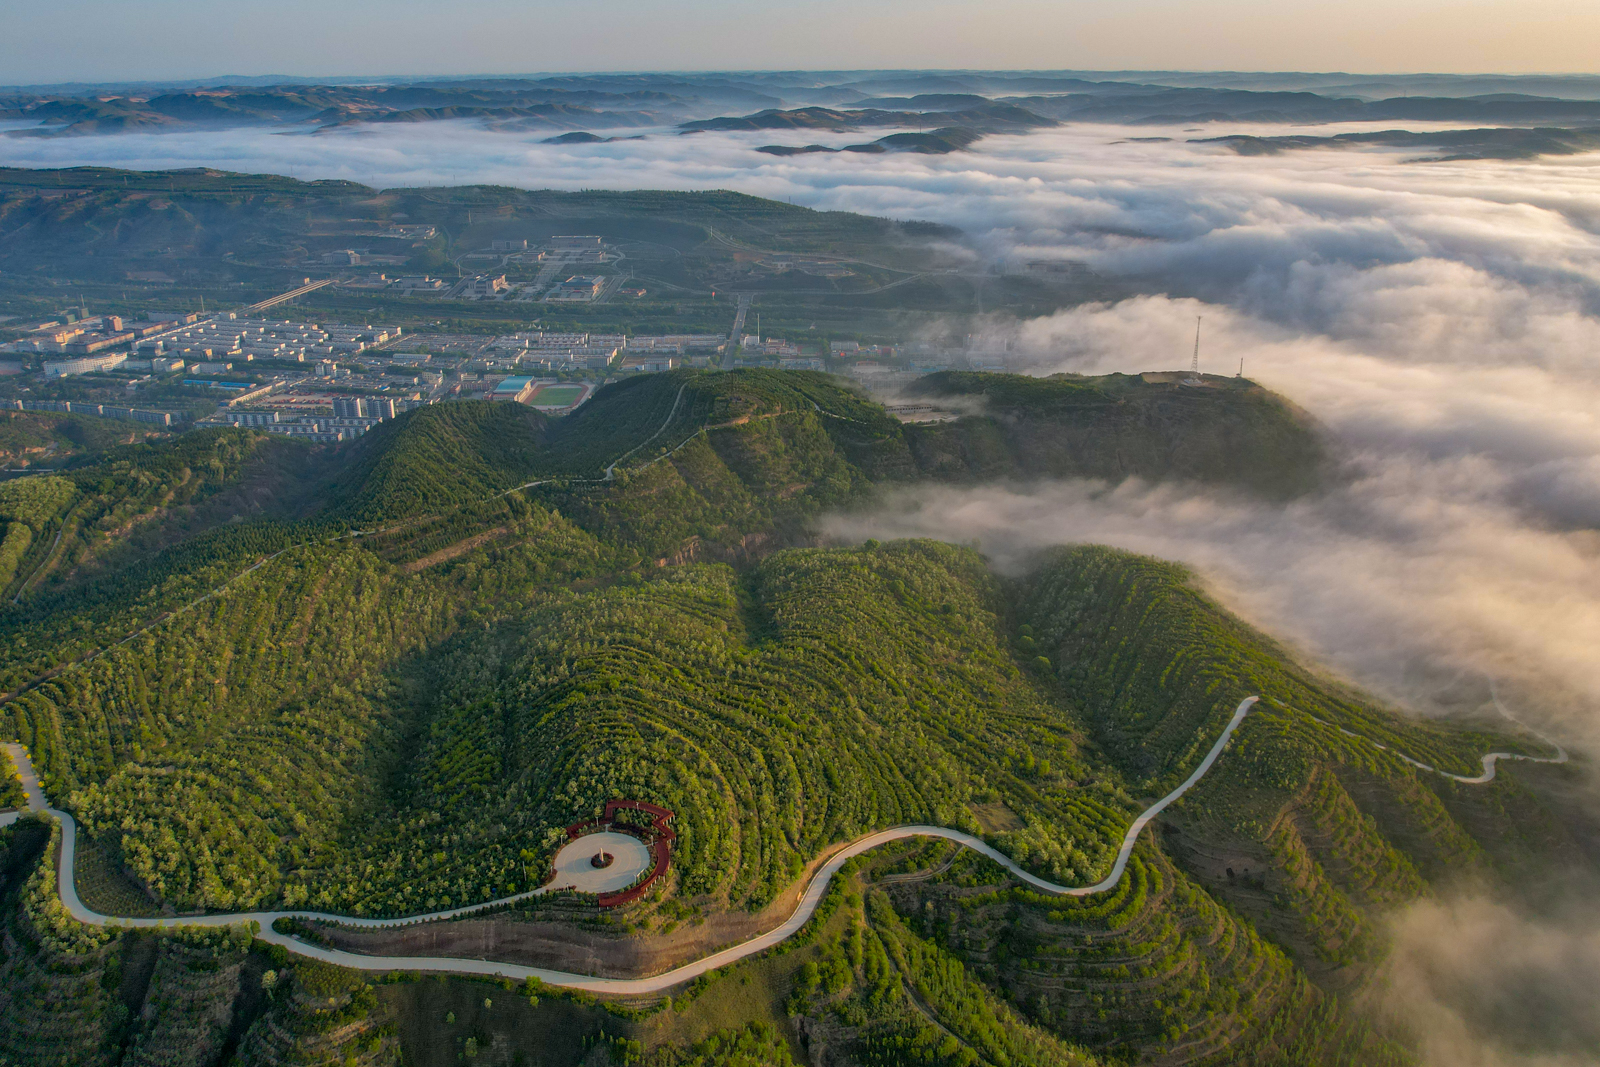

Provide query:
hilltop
left=331, top=368, right=1325, bottom=530
left=905, top=370, right=1326, bottom=497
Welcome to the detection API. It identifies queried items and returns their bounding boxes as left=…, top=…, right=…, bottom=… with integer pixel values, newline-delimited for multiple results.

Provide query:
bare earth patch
left=307, top=840, right=854, bottom=980
left=402, top=526, right=510, bottom=573
left=970, top=802, right=1023, bottom=833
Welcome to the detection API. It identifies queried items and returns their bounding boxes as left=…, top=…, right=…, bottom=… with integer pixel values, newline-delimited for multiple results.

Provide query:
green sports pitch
left=531, top=384, right=585, bottom=406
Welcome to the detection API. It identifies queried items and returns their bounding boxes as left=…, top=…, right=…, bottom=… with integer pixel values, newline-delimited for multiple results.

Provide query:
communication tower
left=1182, top=317, right=1203, bottom=385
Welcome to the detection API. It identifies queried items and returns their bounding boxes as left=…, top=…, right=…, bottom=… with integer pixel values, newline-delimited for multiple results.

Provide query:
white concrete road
left=721, top=294, right=752, bottom=370
left=1291, top=680, right=1567, bottom=785
left=4, top=696, right=1265, bottom=993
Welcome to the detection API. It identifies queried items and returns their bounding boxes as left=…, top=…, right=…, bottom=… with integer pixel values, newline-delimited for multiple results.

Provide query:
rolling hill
left=0, top=368, right=1584, bottom=1067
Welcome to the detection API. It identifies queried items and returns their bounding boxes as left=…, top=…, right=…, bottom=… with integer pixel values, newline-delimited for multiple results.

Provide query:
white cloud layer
left=7, top=120, right=1600, bottom=743
left=1379, top=892, right=1600, bottom=1067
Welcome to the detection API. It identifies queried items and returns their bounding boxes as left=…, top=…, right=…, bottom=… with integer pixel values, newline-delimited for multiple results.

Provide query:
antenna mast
left=1192, top=316, right=1201, bottom=376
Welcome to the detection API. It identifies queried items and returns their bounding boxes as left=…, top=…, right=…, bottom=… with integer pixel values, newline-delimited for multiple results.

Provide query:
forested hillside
left=1017, top=548, right=1578, bottom=1004
left=0, top=409, right=172, bottom=469
left=905, top=371, right=1325, bottom=497
left=0, top=368, right=1581, bottom=1067
left=0, top=428, right=293, bottom=606
left=330, top=367, right=1323, bottom=554
left=333, top=401, right=551, bottom=523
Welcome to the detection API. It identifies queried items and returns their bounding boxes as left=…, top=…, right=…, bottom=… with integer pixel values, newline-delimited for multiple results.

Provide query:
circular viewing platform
left=544, top=832, right=651, bottom=894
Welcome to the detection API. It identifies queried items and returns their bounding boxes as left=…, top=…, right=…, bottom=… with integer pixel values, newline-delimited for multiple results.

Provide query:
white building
left=43, top=353, right=128, bottom=377
left=545, top=276, right=606, bottom=302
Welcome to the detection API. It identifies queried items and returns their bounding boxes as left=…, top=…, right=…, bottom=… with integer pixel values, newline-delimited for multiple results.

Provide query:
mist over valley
left=1, top=64, right=1599, bottom=1067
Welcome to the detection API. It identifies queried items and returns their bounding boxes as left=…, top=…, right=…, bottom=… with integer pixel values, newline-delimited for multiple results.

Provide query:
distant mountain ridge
left=1198, top=126, right=1600, bottom=161
left=8, top=72, right=1600, bottom=143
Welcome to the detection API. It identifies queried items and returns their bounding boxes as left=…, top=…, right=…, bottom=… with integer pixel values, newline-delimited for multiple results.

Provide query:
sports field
left=531, top=384, right=586, bottom=407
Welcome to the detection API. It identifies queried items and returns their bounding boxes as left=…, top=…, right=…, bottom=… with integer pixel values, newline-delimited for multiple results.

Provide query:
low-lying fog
left=9, top=119, right=1600, bottom=740
left=9, top=115, right=1600, bottom=1064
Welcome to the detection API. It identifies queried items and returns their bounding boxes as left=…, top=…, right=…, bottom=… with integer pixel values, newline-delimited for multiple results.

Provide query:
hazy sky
left=4, top=0, right=1598, bottom=85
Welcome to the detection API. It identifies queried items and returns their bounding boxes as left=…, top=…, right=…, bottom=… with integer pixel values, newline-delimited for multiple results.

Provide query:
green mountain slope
left=335, top=542, right=1123, bottom=916
left=0, top=369, right=1581, bottom=1067
left=333, top=401, right=551, bottom=523
left=905, top=371, right=1326, bottom=497
left=331, top=367, right=1321, bottom=542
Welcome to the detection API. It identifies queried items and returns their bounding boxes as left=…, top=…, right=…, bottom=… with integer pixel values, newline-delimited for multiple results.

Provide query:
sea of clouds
left=7, top=116, right=1600, bottom=1063
left=7, top=118, right=1600, bottom=737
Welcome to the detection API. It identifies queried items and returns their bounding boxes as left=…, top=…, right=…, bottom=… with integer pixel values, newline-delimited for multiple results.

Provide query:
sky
left=4, top=0, right=1600, bottom=85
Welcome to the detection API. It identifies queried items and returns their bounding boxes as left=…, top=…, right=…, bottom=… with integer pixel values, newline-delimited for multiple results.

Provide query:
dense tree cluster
left=0, top=744, right=25, bottom=809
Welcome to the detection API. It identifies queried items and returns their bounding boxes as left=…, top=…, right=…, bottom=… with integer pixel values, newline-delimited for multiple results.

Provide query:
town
left=0, top=277, right=1017, bottom=450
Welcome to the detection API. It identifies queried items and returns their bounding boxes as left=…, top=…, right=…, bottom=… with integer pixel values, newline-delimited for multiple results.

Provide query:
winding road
left=1287, top=680, right=1568, bottom=783
left=0, top=697, right=1259, bottom=993
left=1, top=684, right=1572, bottom=995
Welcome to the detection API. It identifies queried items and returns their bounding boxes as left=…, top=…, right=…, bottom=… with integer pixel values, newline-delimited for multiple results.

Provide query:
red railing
left=561, top=799, right=676, bottom=907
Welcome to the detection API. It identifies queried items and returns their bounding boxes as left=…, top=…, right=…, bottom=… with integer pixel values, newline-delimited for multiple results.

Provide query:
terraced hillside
left=329, top=542, right=1126, bottom=917
left=0, top=817, right=394, bottom=1067
left=0, top=369, right=1585, bottom=1066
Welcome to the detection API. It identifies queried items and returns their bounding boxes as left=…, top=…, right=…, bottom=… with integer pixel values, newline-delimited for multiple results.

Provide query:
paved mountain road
left=4, top=691, right=1565, bottom=994
left=1287, top=680, right=1567, bottom=783
left=0, top=697, right=1260, bottom=992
